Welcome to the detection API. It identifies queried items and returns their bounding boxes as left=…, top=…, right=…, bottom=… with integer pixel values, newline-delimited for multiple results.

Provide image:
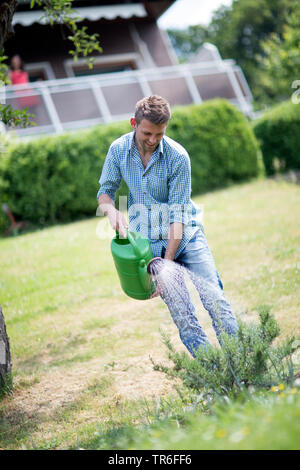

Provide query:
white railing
left=3, top=60, right=253, bottom=137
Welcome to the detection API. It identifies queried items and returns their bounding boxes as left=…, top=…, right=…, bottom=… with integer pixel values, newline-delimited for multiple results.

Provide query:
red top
left=9, top=69, right=40, bottom=108
left=9, top=70, right=29, bottom=85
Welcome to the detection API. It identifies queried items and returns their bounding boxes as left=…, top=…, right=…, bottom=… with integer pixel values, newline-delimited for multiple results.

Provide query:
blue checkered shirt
left=97, top=131, right=203, bottom=258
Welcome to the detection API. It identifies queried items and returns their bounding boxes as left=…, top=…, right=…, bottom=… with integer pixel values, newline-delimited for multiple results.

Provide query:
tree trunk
left=0, top=305, right=12, bottom=397
left=0, top=0, right=17, bottom=52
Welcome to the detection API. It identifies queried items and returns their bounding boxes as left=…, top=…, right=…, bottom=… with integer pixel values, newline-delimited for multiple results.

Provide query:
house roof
left=13, top=3, right=148, bottom=26
left=13, top=1, right=177, bottom=26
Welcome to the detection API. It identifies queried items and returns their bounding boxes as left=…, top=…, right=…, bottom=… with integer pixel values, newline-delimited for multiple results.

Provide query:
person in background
left=8, top=54, right=28, bottom=86
left=8, top=54, right=39, bottom=108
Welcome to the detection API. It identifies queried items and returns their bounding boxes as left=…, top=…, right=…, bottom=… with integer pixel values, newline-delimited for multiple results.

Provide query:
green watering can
left=111, top=230, right=156, bottom=300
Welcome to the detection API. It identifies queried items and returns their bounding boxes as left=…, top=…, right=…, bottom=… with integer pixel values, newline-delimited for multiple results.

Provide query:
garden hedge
left=0, top=99, right=259, bottom=233
left=253, top=100, right=300, bottom=175
left=167, top=99, right=259, bottom=194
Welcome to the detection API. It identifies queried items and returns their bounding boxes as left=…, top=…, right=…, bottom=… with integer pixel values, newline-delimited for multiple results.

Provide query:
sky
left=158, top=0, right=233, bottom=30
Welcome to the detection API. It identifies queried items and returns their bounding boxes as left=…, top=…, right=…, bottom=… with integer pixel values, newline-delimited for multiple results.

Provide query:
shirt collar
left=130, top=131, right=164, bottom=157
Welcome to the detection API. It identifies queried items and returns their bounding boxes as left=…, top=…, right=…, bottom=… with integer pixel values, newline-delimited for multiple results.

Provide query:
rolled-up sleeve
left=168, top=153, right=192, bottom=225
left=97, top=145, right=122, bottom=201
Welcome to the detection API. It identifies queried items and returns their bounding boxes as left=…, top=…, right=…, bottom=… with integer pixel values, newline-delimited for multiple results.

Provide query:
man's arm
left=164, top=222, right=184, bottom=260
left=166, top=151, right=192, bottom=257
left=98, top=193, right=128, bottom=238
left=150, top=151, right=191, bottom=299
left=97, top=143, right=128, bottom=237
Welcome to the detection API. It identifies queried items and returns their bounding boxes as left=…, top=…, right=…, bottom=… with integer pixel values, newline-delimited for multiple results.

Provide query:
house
left=3, top=0, right=253, bottom=136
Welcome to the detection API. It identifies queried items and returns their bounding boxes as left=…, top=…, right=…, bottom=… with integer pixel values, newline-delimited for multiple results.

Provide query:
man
left=97, top=95, right=238, bottom=357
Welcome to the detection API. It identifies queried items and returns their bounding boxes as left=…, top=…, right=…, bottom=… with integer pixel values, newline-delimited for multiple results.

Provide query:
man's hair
left=134, top=95, right=171, bottom=125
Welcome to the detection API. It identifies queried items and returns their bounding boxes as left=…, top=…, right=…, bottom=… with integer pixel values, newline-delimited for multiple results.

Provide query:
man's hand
left=150, top=283, right=163, bottom=299
left=98, top=194, right=128, bottom=237
left=106, top=206, right=128, bottom=238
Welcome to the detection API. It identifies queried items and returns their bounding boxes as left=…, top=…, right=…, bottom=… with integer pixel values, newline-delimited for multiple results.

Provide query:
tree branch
left=0, top=0, right=17, bottom=52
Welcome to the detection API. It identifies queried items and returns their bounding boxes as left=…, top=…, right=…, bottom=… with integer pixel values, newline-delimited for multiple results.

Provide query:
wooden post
left=0, top=305, right=12, bottom=397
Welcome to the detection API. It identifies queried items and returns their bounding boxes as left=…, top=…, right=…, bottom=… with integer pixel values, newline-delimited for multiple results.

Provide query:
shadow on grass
left=0, top=373, right=116, bottom=449
left=15, top=335, right=113, bottom=375
left=0, top=402, right=43, bottom=449
left=0, top=389, right=90, bottom=449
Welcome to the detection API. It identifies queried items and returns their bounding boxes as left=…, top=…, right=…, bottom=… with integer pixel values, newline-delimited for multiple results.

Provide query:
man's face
left=131, top=118, right=168, bottom=154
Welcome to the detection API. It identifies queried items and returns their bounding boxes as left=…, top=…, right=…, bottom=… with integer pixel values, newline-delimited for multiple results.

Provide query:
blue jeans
left=159, top=229, right=239, bottom=357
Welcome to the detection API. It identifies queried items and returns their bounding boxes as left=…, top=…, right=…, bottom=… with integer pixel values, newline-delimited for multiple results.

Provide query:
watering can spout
left=147, top=257, right=164, bottom=275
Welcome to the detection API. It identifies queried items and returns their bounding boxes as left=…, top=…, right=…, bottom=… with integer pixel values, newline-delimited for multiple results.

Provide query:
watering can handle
left=115, top=230, right=143, bottom=258
left=126, top=230, right=143, bottom=258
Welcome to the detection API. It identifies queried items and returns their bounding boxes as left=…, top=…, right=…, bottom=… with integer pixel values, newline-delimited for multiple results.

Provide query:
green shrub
left=0, top=100, right=259, bottom=232
left=253, top=100, right=300, bottom=175
left=152, top=306, right=296, bottom=400
left=167, top=99, right=260, bottom=194
left=78, top=391, right=300, bottom=450
left=0, top=145, right=10, bottom=234
left=0, top=210, right=10, bottom=235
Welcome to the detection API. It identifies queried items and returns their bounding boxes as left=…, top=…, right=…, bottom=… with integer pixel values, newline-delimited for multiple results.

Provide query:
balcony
left=2, top=58, right=253, bottom=137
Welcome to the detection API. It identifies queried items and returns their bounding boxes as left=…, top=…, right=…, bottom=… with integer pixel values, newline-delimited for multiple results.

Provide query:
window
left=25, top=62, right=55, bottom=82
left=64, top=54, right=142, bottom=78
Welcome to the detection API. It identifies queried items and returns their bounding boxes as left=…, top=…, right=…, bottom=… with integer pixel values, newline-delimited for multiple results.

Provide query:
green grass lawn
left=0, top=178, right=299, bottom=449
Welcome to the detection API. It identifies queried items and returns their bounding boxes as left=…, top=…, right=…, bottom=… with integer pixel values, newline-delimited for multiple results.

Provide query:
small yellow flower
left=289, top=388, right=297, bottom=394
left=278, top=392, right=286, bottom=398
left=278, top=383, right=285, bottom=391
left=215, top=429, right=227, bottom=438
left=270, top=386, right=278, bottom=392
left=242, top=427, right=250, bottom=436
